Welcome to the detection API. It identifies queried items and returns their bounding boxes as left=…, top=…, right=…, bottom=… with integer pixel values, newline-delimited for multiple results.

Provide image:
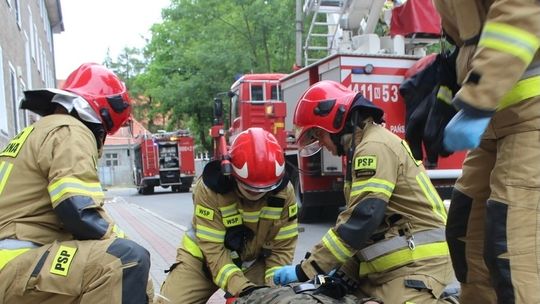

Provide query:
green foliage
left=107, top=0, right=296, bottom=153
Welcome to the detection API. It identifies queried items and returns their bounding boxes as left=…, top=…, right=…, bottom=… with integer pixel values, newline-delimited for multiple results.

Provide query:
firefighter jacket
left=181, top=161, right=298, bottom=296
left=434, top=0, right=540, bottom=131
left=0, top=115, right=120, bottom=246
left=298, top=123, right=450, bottom=285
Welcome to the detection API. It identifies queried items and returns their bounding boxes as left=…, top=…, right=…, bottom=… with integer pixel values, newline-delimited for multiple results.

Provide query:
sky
left=53, top=0, right=170, bottom=79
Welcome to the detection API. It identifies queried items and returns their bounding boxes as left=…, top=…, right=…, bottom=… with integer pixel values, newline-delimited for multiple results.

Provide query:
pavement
left=104, top=196, right=226, bottom=303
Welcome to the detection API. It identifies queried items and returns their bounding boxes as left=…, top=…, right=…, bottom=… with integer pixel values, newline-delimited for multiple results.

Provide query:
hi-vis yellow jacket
left=0, top=115, right=119, bottom=245
left=299, top=123, right=451, bottom=285
left=183, top=167, right=298, bottom=296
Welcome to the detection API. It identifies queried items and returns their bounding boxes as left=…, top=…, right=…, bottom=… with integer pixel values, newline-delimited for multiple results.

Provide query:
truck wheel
left=141, top=185, right=154, bottom=195
left=179, top=177, right=194, bottom=192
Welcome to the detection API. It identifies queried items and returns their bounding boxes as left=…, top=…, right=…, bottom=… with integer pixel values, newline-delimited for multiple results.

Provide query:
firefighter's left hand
left=443, top=109, right=491, bottom=152
left=273, top=265, right=298, bottom=285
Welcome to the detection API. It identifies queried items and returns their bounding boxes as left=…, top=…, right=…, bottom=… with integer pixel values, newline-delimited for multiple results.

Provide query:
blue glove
left=443, top=109, right=491, bottom=152
left=273, top=265, right=298, bottom=285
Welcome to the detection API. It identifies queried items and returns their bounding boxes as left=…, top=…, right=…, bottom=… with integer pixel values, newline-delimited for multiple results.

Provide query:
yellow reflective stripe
left=359, top=242, right=449, bottom=276
left=350, top=178, right=395, bottom=199
left=322, top=229, right=353, bottom=263
left=219, top=203, right=238, bottom=218
left=48, top=177, right=104, bottom=204
left=499, top=76, right=540, bottom=110
left=416, top=172, right=447, bottom=222
left=0, top=248, right=30, bottom=270
left=196, top=224, right=225, bottom=243
left=0, top=161, right=14, bottom=196
left=437, top=86, right=452, bottom=105
left=182, top=234, right=203, bottom=259
left=275, top=223, right=298, bottom=240
left=112, top=225, right=126, bottom=238
left=479, top=22, right=540, bottom=64
left=265, top=266, right=281, bottom=279
left=214, top=263, right=241, bottom=289
left=260, top=206, right=282, bottom=220
left=239, top=209, right=260, bottom=223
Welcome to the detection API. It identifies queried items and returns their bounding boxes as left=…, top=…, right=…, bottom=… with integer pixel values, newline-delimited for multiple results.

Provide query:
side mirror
left=213, top=98, right=223, bottom=120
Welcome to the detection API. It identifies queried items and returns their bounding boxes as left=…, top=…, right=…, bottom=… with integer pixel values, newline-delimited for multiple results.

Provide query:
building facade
left=0, top=0, right=63, bottom=148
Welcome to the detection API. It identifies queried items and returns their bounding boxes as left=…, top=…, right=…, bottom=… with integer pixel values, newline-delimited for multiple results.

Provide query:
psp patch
left=50, top=245, right=77, bottom=276
left=354, top=155, right=377, bottom=178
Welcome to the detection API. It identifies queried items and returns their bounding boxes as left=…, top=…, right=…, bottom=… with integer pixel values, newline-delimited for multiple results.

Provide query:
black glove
left=224, top=225, right=254, bottom=253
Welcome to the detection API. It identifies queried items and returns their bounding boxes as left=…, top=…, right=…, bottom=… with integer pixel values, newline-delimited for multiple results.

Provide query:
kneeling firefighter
left=273, top=80, right=457, bottom=304
left=0, top=63, right=151, bottom=303
left=156, top=128, right=299, bottom=304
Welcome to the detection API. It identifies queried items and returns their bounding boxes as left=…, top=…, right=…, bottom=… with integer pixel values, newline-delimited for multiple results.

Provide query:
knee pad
left=446, top=189, right=472, bottom=282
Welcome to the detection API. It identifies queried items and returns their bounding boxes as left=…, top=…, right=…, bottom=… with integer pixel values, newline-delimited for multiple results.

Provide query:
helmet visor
left=236, top=179, right=281, bottom=193
left=296, top=128, right=323, bottom=157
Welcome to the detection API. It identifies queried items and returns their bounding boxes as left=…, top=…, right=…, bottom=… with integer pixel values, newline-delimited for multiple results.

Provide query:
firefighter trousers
left=155, top=249, right=265, bottom=304
left=446, top=122, right=540, bottom=304
left=0, top=238, right=151, bottom=304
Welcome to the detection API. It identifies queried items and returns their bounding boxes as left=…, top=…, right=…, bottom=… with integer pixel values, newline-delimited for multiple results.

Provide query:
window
left=14, top=0, right=21, bottom=28
left=250, top=85, right=264, bottom=101
left=271, top=85, right=279, bottom=100
left=105, top=153, right=119, bottom=167
left=0, top=46, right=8, bottom=134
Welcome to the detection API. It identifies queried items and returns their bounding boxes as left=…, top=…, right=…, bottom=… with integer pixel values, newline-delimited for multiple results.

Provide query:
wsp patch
left=50, top=245, right=77, bottom=276
left=196, top=205, right=214, bottom=220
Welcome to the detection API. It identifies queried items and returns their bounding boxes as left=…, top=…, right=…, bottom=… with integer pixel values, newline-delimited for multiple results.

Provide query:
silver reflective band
left=0, top=239, right=40, bottom=250
left=522, top=61, right=540, bottom=80
left=358, top=228, right=446, bottom=262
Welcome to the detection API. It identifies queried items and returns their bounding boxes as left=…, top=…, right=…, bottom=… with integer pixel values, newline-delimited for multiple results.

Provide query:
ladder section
left=303, top=0, right=348, bottom=66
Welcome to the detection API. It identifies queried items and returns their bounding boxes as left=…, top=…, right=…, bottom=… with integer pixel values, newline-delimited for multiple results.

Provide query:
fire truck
left=214, top=0, right=466, bottom=221
left=133, top=130, right=196, bottom=195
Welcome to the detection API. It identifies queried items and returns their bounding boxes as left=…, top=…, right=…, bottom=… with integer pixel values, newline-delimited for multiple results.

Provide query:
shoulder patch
left=354, top=155, right=377, bottom=170
left=0, top=126, right=34, bottom=158
left=195, top=205, right=214, bottom=220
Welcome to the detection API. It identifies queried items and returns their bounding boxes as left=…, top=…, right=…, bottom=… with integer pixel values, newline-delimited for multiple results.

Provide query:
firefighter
left=0, top=63, right=151, bottom=303
left=431, top=1, right=540, bottom=303
left=273, top=80, right=455, bottom=304
left=156, top=127, right=298, bottom=304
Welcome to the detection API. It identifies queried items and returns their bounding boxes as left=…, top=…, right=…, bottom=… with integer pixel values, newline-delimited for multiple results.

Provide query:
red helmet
left=229, top=128, right=285, bottom=192
left=62, top=63, right=132, bottom=135
left=294, top=80, right=383, bottom=150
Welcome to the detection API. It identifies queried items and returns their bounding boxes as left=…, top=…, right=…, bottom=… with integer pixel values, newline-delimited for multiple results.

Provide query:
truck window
left=271, top=85, right=279, bottom=100
left=231, top=92, right=240, bottom=120
left=250, top=85, right=264, bottom=101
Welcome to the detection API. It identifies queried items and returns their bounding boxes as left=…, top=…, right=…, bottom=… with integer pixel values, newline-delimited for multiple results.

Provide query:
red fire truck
left=133, top=130, right=196, bottom=195
left=213, top=0, right=466, bottom=221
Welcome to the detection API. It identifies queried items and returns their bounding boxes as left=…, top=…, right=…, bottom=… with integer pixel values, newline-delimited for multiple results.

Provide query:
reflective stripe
left=214, top=263, right=241, bottom=289
left=359, top=242, right=449, bottom=276
left=112, top=225, right=126, bottom=238
left=0, top=239, right=40, bottom=249
left=48, top=177, right=104, bottom=204
left=0, top=248, right=31, bottom=270
left=265, top=266, right=281, bottom=280
left=182, top=234, right=203, bottom=259
left=499, top=75, right=540, bottom=110
left=196, top=224, right=225, bottom=242
left=359, top=228, right=446, bottom=261
left=479, top=22, right=540, bottom=64
left=219, top=203, right=238, bottom=218
left=275, top=223, right=298, bottom=240
left=437, top=86, right=452, bottom=105
left=322, top=229, right=353, bottom=263
left=0, top=161, right=14, bottom=195
left=416, top=172, right=447, bottom=222
left=260, top=206, right=282, bottom=220
left=239, top=209, right=260, bottom=223
left=350, top=178, right=395, bottom=199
